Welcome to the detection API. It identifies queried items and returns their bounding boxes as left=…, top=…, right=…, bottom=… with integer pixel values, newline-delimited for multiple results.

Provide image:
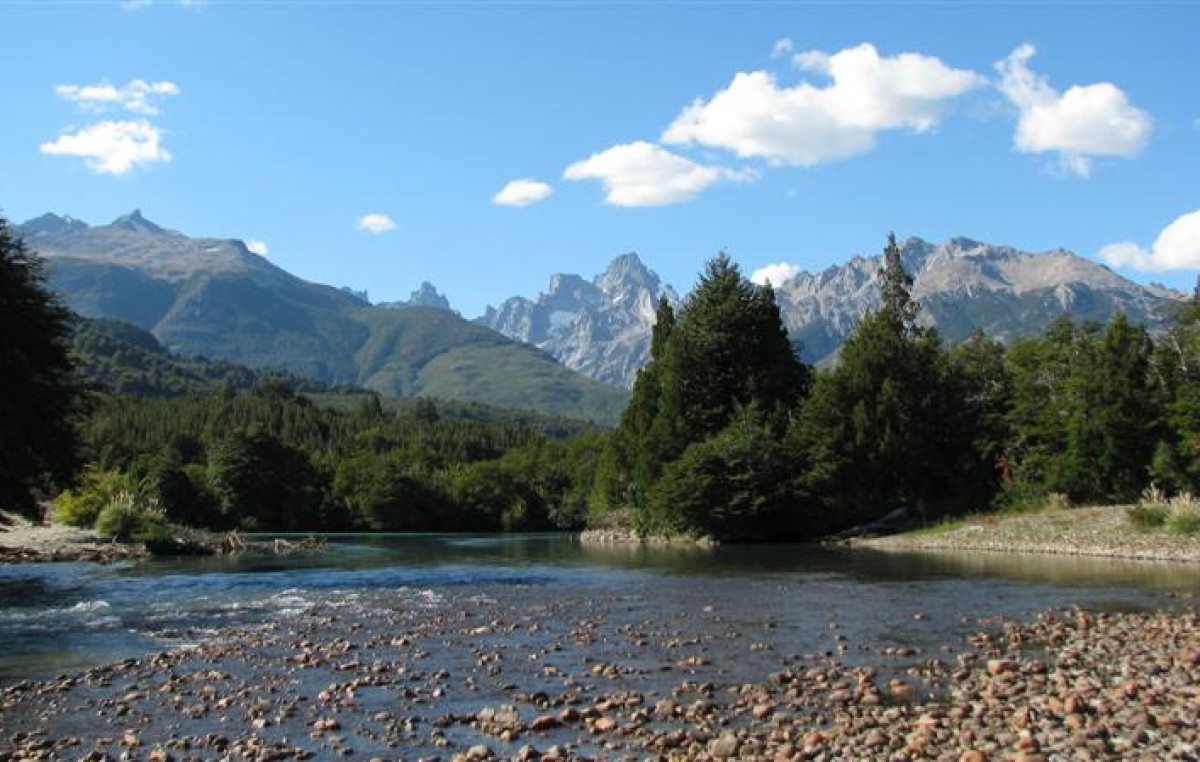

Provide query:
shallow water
left=1, top=533, right=1197, bottom=684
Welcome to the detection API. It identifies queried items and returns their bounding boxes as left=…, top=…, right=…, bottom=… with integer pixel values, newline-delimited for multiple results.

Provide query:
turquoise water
left=1, top=533, right=1197, bottom=683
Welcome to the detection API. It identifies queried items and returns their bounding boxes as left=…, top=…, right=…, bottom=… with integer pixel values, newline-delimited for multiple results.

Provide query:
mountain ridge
left=480, top=236, right=1184, bottom=384
left=21, top=210, right=1185, bottom=397
left=20, top=211, right=628, bottom=424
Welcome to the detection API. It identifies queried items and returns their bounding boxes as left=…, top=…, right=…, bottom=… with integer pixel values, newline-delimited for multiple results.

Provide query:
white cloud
left=1099, top=208, right=1200, bottom=273
left=996, top=44, right=1151, bottom=177
left=55, top=79, right=179, bottom=116
left=771, top=38, right=794, bottom=58
left=564, top=141, right=755, bottom=207
left=40, top=120, right=170, bottom=175
left=245, top=239, right=269, bottom=257
left=662, top=43, right=984, bottom=166
left=750, top=262, right=802, bottom=287
left=493, top=178, right=554, bottom=207
left=356, top=213, right=397, bottom=234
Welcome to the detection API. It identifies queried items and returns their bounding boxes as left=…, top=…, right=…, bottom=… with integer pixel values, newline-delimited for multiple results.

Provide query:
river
left=2, top=533, right=1197, bottom=685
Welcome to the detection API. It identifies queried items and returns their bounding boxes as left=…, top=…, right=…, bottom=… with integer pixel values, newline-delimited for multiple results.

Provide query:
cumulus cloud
left=750, top=262, right=803, bottom=287
left=40, top=120, right=171, bottom=175
left=996, top=44, right=1151, bottom=177
left=55, top=79, right=179, bottom=116
left=564, top=141, right=755, bottom=207
left=356, top=213, right=397, bottom=234
left=493, top=178, right=554, bottom=207
left=771, top=38, right=794, bottom=58
left=1099, top=208, right=1200, bottom=273
left=245, top=239, right=269, bottom=257
left=662, top=43, right=984, bottom=166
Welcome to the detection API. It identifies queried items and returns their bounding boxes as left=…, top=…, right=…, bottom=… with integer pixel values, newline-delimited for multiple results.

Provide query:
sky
left=2, top=1, right=1199, bottom=317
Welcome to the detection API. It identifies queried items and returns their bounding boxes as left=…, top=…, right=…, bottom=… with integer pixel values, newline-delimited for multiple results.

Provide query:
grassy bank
left=852, top=503, right=1200, bottom=563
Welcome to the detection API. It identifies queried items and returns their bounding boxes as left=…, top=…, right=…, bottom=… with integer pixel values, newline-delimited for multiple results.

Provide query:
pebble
left=2, top=595, right=1199, bottom=762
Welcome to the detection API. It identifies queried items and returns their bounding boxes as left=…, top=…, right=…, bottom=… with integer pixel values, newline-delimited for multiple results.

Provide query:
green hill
left=26, top=213, right=627, bottom=424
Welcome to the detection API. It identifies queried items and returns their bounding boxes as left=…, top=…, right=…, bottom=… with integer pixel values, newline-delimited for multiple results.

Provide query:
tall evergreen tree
left=0, top=216, right=84, bottom=518
left=594, top=253, right=808, bottom=534
left=1083, top=313, right=1158, bottom=500
left=1004, top=314, right=1160, bottom=504
left=668, top=253, right=807, bottom=442
left=792, top=233, right=970, bottom=527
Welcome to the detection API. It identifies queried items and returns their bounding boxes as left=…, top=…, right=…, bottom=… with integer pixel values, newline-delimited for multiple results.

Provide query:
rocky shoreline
left=0, top=511, right=327, bottom=564
left=4, top=508, right=1200, bottom=759
left=2, top=590, right=1197, bottom=761
left=577, top=528, right=717, bottom=549
left=0, top=515, right=145, bottom=564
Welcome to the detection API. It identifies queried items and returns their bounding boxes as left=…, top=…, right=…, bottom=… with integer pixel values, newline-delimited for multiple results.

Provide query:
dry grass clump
left=1128, top=486, right=1200, bottom=534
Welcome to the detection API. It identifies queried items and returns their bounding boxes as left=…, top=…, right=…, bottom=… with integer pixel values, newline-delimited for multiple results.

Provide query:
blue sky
left=2, top=2, right=1198, bottom=316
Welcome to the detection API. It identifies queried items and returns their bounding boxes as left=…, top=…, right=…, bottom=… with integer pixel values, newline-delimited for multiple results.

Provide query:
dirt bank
left=0, top=511, right=143, bottom=563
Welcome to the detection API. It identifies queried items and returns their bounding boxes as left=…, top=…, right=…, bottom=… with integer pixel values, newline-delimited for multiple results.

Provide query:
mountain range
left=22, top=211, right=628, bottom=424
left=480, top=237, right=1184, bottom=386
left=21, top=210, right=1186, bottom=407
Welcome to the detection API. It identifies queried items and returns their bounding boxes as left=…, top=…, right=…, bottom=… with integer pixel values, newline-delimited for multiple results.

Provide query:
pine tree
left=0, top=216, right=84, bottom=517
left=792, top=233, right=970, bottom=527
left=594, top=253, right=809, bottom=534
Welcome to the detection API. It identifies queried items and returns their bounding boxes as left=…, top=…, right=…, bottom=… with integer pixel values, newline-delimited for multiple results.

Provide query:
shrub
left=1127, top=502, right=1169, bottom=529
left=1128, top=485, right=1170, bottom=529
left=94, top=491, right=167, bottom=541
left=54, top=469, right=137, bottom=527
left=1166, top=493, right=1200, bottom=535
left=1127, top=487, right=1200, bottom=534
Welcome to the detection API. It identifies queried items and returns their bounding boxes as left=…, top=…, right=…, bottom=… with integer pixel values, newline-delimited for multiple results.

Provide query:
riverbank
left=0, top=511, right=326, bottom=563
left=1, top=586, right=1196, bottom=761
left=0, top=511, right=144, bottom=563
left=851, top=504, right=1200, bottom=563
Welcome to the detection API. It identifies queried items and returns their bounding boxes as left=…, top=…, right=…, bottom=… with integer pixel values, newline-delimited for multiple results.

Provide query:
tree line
left=64, top=382, right=606, bottom=535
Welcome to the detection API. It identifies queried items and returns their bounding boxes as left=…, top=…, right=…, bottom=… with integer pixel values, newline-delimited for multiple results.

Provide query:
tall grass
left=1128, top=486, right=1200, bottom=535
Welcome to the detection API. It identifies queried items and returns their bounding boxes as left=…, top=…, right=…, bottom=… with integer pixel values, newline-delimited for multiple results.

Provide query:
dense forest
left=589, top=235, right=1200, bottom=541
left=8, top=215, right=1200, bottom=543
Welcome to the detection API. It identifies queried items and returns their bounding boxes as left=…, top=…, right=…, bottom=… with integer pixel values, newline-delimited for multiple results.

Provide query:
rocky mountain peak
left=479, top=252, right=679, bottom=388
left=375, top=281, right=455, bottom=313
left=407, top=281, right=452, bottom=311
left=18, top=212, right=89, bottom=238
left=597, top=252, right=658, bottom=292
left=109, top=209, right=168, bottom=235
left=547, top=273, right=597, bottom=301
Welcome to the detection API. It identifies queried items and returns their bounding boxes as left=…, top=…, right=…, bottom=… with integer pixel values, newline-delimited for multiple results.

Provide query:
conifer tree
left=0, top=216, right=83, bottom=517
left=792, top=233, right=968, bottom=527
left=594, top=253, right=808, bottom=533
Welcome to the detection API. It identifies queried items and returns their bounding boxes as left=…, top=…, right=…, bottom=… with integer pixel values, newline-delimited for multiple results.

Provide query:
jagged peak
left=19, top=212, right=89, bottom=237
left=109, top=209, right=167, bottom=234
left=604, top=252, right=650, bottom=276
left=548, top=272, right=591, bottom=294
left=597, top=252, right=663, bottom=295
left=942, top=235, right=985, bottom=252
left=408, top=281, right=452, bottom=311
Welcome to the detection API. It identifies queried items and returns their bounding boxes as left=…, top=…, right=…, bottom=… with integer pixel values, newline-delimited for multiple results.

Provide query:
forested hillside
left=26, top=212, right=628, bottom=424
